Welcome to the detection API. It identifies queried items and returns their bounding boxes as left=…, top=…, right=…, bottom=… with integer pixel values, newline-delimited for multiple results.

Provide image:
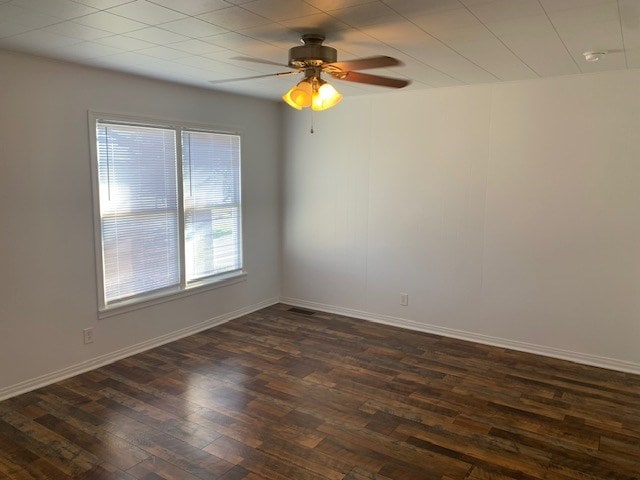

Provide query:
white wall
left=0, top=50, right=281, bottom=395
left=282, top=69, right=640, bottom=372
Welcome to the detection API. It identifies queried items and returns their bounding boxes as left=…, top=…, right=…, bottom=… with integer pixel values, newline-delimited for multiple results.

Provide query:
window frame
left=88, top=111, right=246, bottom=318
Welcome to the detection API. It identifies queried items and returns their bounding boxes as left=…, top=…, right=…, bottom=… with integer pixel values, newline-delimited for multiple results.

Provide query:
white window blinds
left=182, top=131, right=242, bottom=282
left=97, top=123, right=180, bottom=303
left=93, top=118, right=243, bottom=309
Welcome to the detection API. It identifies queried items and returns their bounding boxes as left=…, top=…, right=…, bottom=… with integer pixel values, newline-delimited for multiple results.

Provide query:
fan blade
left=231, top=56, right=289, bottom=68
left=325, top=55, right=402, bottom=71
left=209, top=71, right=300, bottom=84
left=329, top=71, right=410, bottom=88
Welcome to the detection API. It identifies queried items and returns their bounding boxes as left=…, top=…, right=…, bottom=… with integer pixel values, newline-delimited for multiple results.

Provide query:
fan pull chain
left=310, top=109, right=314, bottom=134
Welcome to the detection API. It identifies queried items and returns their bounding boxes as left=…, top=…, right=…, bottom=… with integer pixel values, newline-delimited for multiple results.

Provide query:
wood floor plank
left=0, top=431, right=73, bottom=480
left=0, top=408, right=96, bottom=477
left=0, top=304, right=639, bottom=479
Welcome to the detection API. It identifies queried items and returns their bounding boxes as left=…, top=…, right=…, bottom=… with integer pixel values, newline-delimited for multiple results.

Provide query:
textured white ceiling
left=0, top=0, right=636, bottom=100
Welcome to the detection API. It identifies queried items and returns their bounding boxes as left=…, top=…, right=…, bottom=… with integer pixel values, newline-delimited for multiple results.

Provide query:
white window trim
left=88, top=111, right=247, bottom=318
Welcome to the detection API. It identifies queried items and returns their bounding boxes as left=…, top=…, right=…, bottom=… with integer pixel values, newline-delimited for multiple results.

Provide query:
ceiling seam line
left=616, top=0, right=629, bottom=69
left=379, top=0, right=501, bottom=82
left=536, top=0, right=582, bottom=73
left=459, top=3, right=540, bottom=78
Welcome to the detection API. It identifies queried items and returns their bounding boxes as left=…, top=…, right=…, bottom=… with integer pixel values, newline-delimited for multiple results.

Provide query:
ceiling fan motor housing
left=288, top=34, right=337, bottom=68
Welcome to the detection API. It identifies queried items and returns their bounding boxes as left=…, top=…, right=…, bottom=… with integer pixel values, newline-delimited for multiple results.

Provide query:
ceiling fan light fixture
left=311, top=79, right=343, bottom=111
left=283, top=75, right=343, bottom=111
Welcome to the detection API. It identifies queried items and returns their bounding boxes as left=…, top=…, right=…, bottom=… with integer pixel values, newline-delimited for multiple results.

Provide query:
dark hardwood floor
left=1, top=303, right=639, bottom=480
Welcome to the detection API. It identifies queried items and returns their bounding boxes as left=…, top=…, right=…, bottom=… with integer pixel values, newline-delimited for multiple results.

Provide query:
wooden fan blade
left=209, top=71, right=300, bottom=84
left=330, top=71, right=410, bottom=88
left=231, top=56, right=289, bottom=68
left=325, top=55, right=402, bottom=71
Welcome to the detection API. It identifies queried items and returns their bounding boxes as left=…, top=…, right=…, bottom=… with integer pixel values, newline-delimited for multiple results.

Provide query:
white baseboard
left=280, top=297, right=640, bottom=376
left=0, top=297, right=279, bottom=401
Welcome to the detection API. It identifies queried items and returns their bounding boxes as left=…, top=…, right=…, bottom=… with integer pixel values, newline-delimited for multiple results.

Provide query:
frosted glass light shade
left=311, top=81, right=343, bottom=111
left=283, top=79, right=313, bottom=109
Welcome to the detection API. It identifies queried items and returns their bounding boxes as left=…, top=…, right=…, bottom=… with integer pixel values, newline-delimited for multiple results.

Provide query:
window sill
left=98, top=270, right=247, bottom=319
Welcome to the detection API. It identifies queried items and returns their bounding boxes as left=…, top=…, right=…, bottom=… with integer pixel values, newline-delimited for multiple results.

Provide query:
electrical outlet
left=83, top=327, right=94, bottom=344
left=400, top=293, right=408, bottom=306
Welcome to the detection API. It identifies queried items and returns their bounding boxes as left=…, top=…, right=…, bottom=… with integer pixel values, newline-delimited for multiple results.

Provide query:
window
left=90, top=115, right=243, bottom=312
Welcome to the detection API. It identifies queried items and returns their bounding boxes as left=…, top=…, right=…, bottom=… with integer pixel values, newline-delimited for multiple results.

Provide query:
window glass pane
left=182, top=131, right=242, bottom=282
left=96, top=123, right=179, bottom=303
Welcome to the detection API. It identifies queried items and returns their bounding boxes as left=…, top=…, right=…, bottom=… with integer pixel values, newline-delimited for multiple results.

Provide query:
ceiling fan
left=212, top=34, right=411, bottom=111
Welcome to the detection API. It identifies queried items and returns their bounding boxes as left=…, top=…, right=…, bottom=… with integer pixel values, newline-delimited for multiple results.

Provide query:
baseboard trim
left=280, top=297, right=640, bottom=375
left=0, top=297, right=278, bottom=401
